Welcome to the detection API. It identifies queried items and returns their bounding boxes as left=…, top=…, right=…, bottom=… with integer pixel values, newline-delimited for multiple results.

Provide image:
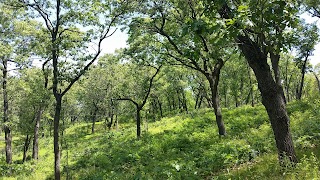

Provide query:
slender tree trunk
left=91, top=107, right=98, bottom=134
left=157, top=97, right=163, bottom=118
left=234, top=93, right=239, bottom=107
left=136, top=107, right=141, bottom=138
left=195, top=91, right=200, bottom=109
left=108, top=109, right=114, bottom=130
left=297, top=57, right=308, bottom=100
left=3, top=59, right=12, bottom=164
left=237, top=35, right=297, bottom=164
left=285, top=57, right=289, bottom=102
left=23, top=135, right=31, bottom=162
left=206, top=63, right=226, bottom=136
left=313, top=72, right=320, bottom=93
left=115, top=115, right=118, bottom=131
left=198, top=95, right=203, bottom=109
left=53, top=96, right=62, bottom=180
left=33, top=107, right=44, bottom=160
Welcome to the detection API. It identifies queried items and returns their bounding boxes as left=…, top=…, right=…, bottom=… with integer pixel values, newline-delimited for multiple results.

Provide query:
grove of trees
left=1, top=0, right=320, bottom=179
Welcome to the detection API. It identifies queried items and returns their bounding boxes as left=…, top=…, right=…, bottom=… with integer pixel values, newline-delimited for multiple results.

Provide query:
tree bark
left=3, top=59, right=12, bottom=164
left=136, top=107, right=141, bottom=138
left=91, top=106, right=98, bottom=134
left=270, top=52, right=287, bottom=104
left=53, top=96, right=62, bottom=180
left=297, top=56, right=308, bottom=100
left=33, top=107, right=44, bottom=160
left=157, top=97, right=163, bottom=118
left=205, top=60, right=226, bottom=135
left=23, top=135, right=31, bottom=162
left=237, top=35, right=297, bottom=164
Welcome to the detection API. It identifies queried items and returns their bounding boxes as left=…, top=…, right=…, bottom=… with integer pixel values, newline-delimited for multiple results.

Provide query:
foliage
left=1, top=101, right=319, bottom=179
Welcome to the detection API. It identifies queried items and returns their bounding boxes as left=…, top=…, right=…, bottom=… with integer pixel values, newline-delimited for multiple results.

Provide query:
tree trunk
left=108, top=109, right=113, bottom=130
left=297, top=57, right=308, bottom=100
left=206, top=62, right=226, bottom=136
left=54, top=96, right=62, bottom=180
left=238, top=35, right=297, bottom=164
left=287, top=74, right=293, bottom=102
left=23, top=135, right=31, bottom=162
left=234, top=93, right=239, bottom=107
left=115, top=115, right=118, bottom=131
left=157, top=97, right=163, bottom=118
left=3, top=59, right=12, bottom=164
left=91, top=107, right=98, bottom=134
left=136, top=107, right=141, bottom=138
left=313, top=72, right=320, bottom=93
left=33, top=107, right=44, bottom=160
left=270, top=52, right=287, bottom=104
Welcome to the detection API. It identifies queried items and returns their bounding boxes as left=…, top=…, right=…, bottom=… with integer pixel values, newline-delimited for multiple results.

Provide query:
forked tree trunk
left=238, top=35, right=297, bottom=164
left=33, top=107, right=44, bottom=160
left=270, top=52, right=287, bottom=104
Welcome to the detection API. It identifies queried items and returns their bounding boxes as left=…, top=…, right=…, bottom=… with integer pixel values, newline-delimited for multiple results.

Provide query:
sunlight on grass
left=1, top=101, right=319, bottom=179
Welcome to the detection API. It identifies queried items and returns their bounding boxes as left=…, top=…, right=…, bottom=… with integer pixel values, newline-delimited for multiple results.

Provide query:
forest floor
left=0, top=101, right=319, bottom=179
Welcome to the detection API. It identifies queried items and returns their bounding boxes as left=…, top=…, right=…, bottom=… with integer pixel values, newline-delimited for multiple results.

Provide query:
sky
left=101, top=14, right=320, bottom=66
left=100, top=29, right=128, bottom=54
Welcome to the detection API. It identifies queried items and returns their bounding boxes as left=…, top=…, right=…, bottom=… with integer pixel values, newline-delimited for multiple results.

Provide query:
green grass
left=0, top=101, right=319, bottom=179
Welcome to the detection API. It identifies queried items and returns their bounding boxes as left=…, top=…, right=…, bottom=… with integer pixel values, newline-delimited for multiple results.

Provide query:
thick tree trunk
left=270, top=52, right=287, bottom=104
left=54, top=96, right=62, bottom=180
left=238, top=35, right=297, bottom=164
left=33, top=107, right=43, bottom=160
left=3, top=59, right=12, bottom=164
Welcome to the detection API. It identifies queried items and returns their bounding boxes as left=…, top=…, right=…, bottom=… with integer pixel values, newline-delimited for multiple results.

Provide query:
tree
left=128, top=0, right=236, bottom=135
left=216, top=0, right=301, bottom=164
left=301, top=0, right=320, bottom=18
left=17, top=68, right=51, bottom=161
left=116, top=63, right=162, bottom=138
left=78, top=54, right=120, bottom=133
left=294, top=23, right=319, bottom=100
left=13, top=0, right=129, bottom=179
left=0, top=3, right=39, bottom=164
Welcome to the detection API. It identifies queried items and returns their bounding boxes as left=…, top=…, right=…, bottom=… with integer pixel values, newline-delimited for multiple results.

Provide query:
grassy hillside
left=0, top=101, right=319, bottom=179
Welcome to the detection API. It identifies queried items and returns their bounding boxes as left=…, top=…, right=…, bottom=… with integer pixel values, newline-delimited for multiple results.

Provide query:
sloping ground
left=0, top=101, right=319, bottom=179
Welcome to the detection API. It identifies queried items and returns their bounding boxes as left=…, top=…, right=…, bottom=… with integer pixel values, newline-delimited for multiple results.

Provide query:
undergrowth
left=0, top=101, right=319, bottom=179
